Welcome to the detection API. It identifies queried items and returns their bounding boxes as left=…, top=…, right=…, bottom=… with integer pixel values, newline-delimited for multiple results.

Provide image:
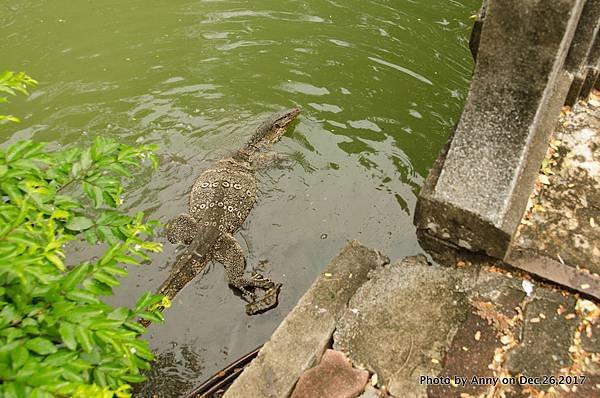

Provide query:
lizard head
left=257, top=107, right=301, bottom=146
left=165, top=213, right=197, bottom=245
left=236, top=107, right=301, bottom=160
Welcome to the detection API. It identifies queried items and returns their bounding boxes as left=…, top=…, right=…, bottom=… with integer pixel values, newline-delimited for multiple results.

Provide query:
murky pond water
left=1, top=0, right=478, bottom=395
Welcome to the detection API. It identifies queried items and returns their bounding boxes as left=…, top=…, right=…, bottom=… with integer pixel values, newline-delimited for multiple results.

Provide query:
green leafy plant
left=0, top=71, right=38, bottom=123
left=0, top=137, right=169, bottom=397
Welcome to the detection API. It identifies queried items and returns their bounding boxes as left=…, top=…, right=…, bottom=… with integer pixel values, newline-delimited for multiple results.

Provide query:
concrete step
left=223, top=241, right=388, bottom=398
left=223, top=241, right=600, bottom=397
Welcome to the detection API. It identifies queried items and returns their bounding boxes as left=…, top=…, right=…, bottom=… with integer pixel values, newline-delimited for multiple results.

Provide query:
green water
left=1, top=0, right=478, bottom=395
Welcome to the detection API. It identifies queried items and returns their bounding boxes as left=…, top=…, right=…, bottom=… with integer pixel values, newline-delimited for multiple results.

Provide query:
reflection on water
left=1, top=0, right=479, bottom=395
left=134, top=344, right=205, bottom=398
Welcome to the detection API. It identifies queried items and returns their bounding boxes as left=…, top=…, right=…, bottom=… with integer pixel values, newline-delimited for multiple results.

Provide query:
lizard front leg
left=213, top=233, right=274, bottom=302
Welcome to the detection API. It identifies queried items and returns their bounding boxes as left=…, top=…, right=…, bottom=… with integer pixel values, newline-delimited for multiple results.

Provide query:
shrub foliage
left=1, top=71, right=168, bottom=397
left=0, top=71, right=37, bottom=123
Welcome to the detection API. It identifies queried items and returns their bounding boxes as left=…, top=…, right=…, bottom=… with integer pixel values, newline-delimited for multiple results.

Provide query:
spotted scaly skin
left=157, top=107, right=300, bottom=317
left=187, top=160, right=274, bottom=301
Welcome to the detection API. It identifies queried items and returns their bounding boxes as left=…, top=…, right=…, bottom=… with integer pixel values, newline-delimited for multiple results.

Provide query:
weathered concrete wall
left=415, top=0, right=587, bottom=259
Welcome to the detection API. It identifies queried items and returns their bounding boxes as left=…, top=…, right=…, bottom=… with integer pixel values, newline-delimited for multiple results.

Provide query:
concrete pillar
left=580, top=64, right=600, bottom=99
left=565, top=72, right=586, bottom=106
left=565, top=0, right=600, bottom=72
left=415, top=0, right=586, bottom=259
left=579, top=34, right=600, bottom=99
left=565, top=0, right=600, bottom=104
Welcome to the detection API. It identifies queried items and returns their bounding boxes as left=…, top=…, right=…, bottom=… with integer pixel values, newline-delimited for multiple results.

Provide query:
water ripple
left=279, top=82, right=330, bottom=96
left=368, top=56, right=433, bottom=85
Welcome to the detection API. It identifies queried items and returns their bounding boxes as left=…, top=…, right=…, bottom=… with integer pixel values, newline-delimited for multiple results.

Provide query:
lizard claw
left=241, top=290, right=257, bottom=303
left=250, top=271, right=266, bottom=280
left=250, top=272, right=275, bottom=289
left=245, top=283, right=282, bottom=315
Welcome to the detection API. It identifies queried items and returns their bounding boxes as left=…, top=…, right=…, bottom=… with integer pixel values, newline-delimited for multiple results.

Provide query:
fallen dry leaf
left=539, top=174, right=550, bottom=185
left=472, top=300, right=513, bottom=332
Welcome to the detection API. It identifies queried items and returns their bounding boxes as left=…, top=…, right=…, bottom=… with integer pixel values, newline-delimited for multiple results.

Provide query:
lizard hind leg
left=213, top=233, right=272, bottom=303
left=213, top=234, right=256, bottom=303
